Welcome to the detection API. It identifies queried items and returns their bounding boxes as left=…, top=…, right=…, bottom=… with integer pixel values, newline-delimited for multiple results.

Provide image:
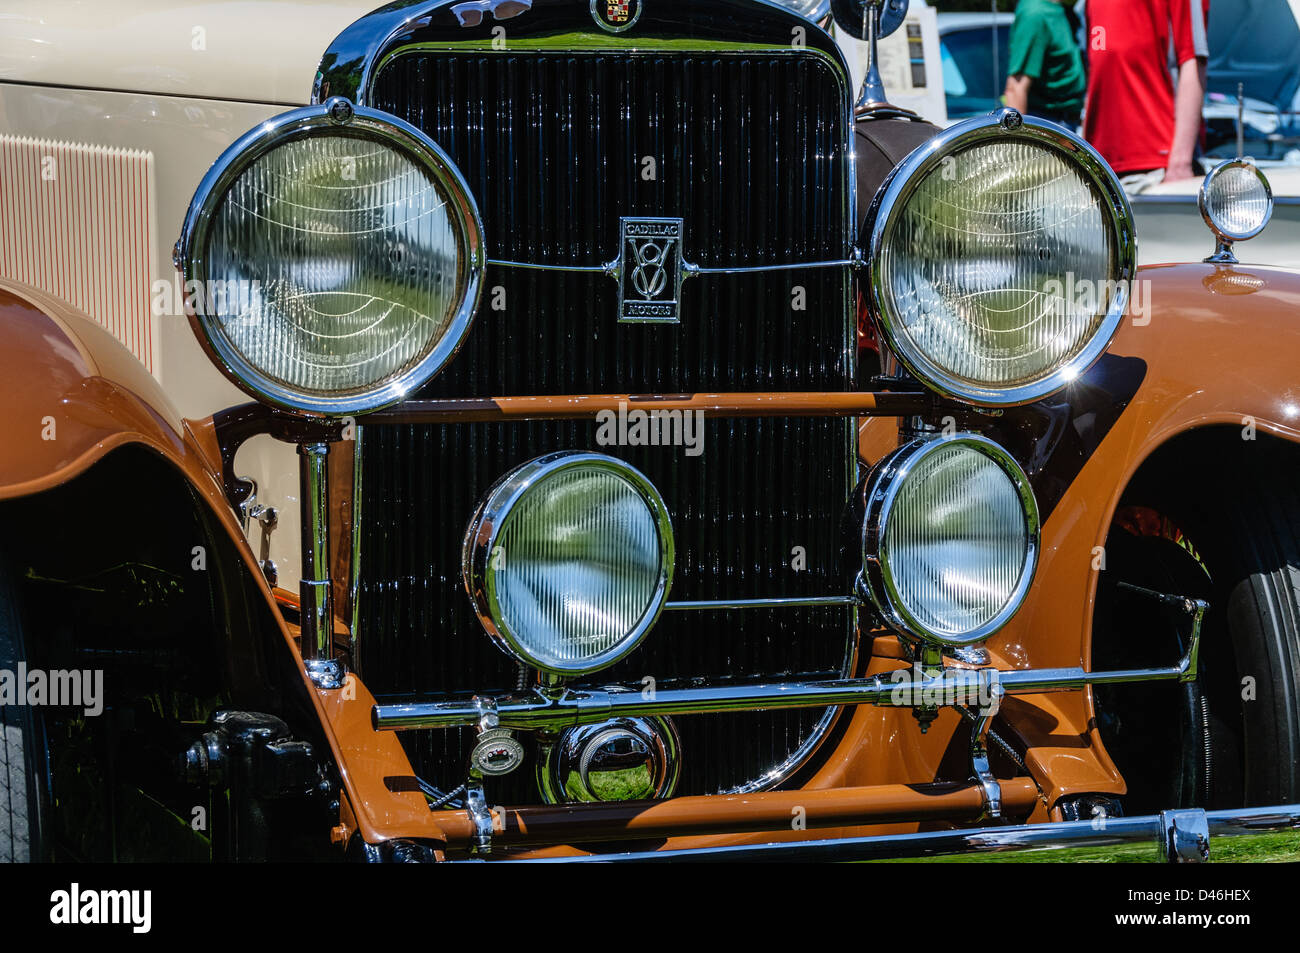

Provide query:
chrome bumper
left=495, top=805, right=1300, bottom=863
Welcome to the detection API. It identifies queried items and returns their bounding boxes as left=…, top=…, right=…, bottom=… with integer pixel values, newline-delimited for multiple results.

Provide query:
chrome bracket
left=465, top=782, right=495, bottom=857
left=970, top=681, right=1005, bottom=821
left=236, top=478, right=279, bottom=534
left=1204, top=239, right=1239, bottom=265
left=1160, top=808, right=1210, bottom=863
left=305, top=658, right=347, bottom=691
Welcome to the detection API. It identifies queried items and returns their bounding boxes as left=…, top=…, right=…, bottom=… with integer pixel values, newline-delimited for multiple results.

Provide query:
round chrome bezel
left=176, top=98, right=486, bottom=418
left=864, top=109, right=1137, bottom=408
left=861, top=432, right=1041, bottom=647
left=1199, top=158, right=1274, bottom=244
left=462, top=451, right=675, bottom=677
left=539, top=715, right=681, bottom=804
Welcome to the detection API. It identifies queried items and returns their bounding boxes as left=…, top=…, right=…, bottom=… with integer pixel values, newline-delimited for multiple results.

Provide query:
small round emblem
left=591, top=0, right=642, bottom=33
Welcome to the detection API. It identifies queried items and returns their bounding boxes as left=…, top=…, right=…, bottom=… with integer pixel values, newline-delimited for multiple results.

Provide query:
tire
left=1097, top=446, right=1300, bottom=813
left=0, top=553, right=42, bottom=862
left=1213, top=464, right=1300, bottom=805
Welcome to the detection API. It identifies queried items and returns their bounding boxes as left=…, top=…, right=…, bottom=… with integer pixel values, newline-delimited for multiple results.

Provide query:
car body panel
left=3, top=0, right=1300, bottom=859
left=0, top=0, right=373, bottom=106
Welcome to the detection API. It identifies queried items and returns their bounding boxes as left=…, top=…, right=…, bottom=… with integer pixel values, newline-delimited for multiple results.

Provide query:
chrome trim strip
left=489, top=805, right=1300, bottom=863
left=864, top=108, right=1138, bottom=408
left=373, top=624, right=1201, bottom=731
left=663, top=596, right=858, bottom=612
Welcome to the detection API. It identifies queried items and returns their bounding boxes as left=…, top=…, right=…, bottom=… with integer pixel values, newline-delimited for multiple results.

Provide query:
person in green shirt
left=1003, top=0, right=1087, bottom=128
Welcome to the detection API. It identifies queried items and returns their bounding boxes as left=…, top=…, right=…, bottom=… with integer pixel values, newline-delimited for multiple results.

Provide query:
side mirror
left=831, top=0, right=915, bottom=118
left=831, top=0, right=907, bottom=41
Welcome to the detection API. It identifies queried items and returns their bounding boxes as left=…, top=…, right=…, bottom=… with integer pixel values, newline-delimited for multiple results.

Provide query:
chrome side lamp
left=1200, top=158, right=1274, bottom=264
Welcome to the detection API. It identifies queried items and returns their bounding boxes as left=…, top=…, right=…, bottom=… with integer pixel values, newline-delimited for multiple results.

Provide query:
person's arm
left=1166, top=0, right=1210, bottom=182
left=1004, top=10, right=1047, bottom=115
left=1004, top=74, right=1032, bottom=114
left=1166, top=57, right=1207, bottom=181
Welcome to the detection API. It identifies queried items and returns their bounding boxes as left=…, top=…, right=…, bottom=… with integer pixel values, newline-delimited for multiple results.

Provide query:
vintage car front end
left=3, top=0, right=1300, bottom=864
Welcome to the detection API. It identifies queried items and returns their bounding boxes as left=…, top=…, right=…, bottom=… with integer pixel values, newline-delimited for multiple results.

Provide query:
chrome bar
left=372, top=628, right=1201, bottom=731
left=663, top=596, right=859, bottom=612
left=483, top=805, right=1300, bottom=864
left=348, top=425, right=365, bottom=675
left=298, top=441, right=333, bottom=662
left=484, top=258, right=855, bottom=277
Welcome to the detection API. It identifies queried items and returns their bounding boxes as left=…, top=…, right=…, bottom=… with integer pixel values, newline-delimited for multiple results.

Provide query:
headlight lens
left=868, top=111, right=1135, bottom=406
left=1200, top=158, right=1274, bottom=243
left=862, top=433, right=1039, bottom=646
left=177, top=99, right=484, bottom=416
left=463, top=453, right=674, bottom=676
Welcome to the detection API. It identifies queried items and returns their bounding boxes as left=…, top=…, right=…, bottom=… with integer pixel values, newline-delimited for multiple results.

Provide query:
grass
left=865, top=831, right=1300, bottom=863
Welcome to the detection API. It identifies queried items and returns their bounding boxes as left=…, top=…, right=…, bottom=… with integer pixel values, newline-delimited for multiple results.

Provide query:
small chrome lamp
left=1200, top=158, right=1274, bottom=264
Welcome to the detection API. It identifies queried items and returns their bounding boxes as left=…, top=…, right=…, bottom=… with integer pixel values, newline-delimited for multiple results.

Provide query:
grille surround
left=328, top=1, right=863, bottom=800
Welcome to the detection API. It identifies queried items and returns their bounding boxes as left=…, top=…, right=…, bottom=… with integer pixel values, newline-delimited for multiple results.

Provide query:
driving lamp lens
left=180, top=102, right=484, bottom=415
left=1201, top=159, right=1273, bottom=242
left=465, top=453, right=674, bottom=676
left=870, top=115, right=1135, bottom=406
left=864, top=435, right=1039, bottom=646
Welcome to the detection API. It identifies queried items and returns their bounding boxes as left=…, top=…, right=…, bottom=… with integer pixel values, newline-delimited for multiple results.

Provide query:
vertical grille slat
left=362, top=50, right=854, bottom=799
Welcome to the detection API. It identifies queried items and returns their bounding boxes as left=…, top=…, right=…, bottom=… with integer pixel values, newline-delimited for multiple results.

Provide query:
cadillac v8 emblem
left=591, top=0, right=642, bottom=33
left=619, top=217, right=684, bottom=323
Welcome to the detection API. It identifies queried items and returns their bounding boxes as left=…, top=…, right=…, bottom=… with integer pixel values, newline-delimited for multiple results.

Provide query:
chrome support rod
left=857, top=0, right=887, bottom=111
left=348, top=426, right=365, bottom=676
left=298, top=441, right=345, bottom=689
left=373, top=625, right=1202, bottom=731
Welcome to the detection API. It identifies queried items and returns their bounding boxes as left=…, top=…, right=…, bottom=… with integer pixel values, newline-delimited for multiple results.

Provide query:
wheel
left=0, top=552, right=45, bottom=862
left=1096, top=447, right=1300, bottom=814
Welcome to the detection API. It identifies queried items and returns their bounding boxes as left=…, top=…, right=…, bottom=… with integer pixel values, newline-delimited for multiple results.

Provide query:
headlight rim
left=462, top=451, right=676, bottom=678
left=862, top=432, right=1041, bottom=647
left=1199, top=157, right=1274, bottom=244
left=177, top=98, right=486, bottom=418
left=864, top=110, right=1137, bottom=408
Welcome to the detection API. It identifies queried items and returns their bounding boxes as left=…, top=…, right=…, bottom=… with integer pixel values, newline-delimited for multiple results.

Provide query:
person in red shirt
left=1083, top=0, right=1210, bottom=183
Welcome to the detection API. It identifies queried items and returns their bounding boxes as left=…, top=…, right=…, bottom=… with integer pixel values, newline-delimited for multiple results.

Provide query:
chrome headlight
left=862, top=433, right=1039, bottom=646
left=867, top=110, right=1135, bottom=407
left=463, top=452, right=674, bottom=677
left=1200, top=158, right=1274, bottom=245
left=177, top=98, right=484, bottom=416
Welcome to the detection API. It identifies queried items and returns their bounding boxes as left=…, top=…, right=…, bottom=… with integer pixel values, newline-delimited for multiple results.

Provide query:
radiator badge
left=619, top=217, right=684, bottom=324
left=592, top=0, right=641, bottom=33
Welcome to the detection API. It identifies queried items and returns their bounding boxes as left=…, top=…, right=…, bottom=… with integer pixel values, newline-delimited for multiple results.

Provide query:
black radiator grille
left=371, top=51, right=852, bottom=395
left=359, top=49, right=856, bottom=799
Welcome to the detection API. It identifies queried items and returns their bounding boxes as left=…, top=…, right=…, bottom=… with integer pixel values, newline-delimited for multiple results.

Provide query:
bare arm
left=1004, top=74, right=1032, bottom=115
left=1167, top=57, right=1207, bottom=182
